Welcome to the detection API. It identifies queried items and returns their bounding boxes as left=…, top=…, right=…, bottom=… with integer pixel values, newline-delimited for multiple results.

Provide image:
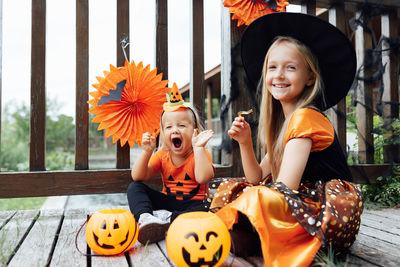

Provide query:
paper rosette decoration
left=88, top=60, right=169, bottom=147
left=223, top=0, right=289, bottom=26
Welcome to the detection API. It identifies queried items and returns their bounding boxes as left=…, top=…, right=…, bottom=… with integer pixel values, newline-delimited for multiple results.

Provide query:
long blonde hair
left=258, top=36, right=323, bottom=179
left=158, top=106, right=203, bottom=150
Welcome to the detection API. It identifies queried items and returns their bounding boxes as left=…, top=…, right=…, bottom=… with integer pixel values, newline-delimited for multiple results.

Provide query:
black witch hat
left=241, top=12, right=357, bottom=110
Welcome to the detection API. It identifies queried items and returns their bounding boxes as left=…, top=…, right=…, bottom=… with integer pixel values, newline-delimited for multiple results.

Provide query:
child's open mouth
left=172, top=137, right=182, bottom=149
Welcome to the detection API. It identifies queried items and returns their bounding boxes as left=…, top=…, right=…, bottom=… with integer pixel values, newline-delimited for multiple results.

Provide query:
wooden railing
left=0, top=0, right=399, bottom=198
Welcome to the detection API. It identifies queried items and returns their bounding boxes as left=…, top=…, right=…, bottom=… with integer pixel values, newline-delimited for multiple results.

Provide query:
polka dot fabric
left=210, top=176, right=364, bottom=253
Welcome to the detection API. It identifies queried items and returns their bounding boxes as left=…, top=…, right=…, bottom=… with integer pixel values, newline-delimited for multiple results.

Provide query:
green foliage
left=0, top=197, right=46, bottom=211
left=89, top=113, right=105, bottom=137
left=0, top=104, right=30, bottom=171
left=1, top=99, right=76, bottom=171
left=361, top=165, right=400, bottom=207
left=312, top=245, right=346, bottom=267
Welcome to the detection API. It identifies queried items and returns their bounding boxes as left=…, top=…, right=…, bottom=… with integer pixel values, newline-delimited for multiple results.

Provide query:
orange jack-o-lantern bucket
left=85, top=209, right=138, bottom=255
left=166, top=211, right=231, bottom=267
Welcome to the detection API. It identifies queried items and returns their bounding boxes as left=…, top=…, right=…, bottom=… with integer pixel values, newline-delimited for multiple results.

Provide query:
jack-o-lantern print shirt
left=150, top=149, right=215, bottom=201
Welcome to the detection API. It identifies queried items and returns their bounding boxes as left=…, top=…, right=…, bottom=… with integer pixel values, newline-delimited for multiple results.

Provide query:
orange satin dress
left=211, top=108, right=364, bottom=267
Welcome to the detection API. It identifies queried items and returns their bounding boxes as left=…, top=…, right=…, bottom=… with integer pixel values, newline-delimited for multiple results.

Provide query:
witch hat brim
left=241, top=12, right=357, bottom=110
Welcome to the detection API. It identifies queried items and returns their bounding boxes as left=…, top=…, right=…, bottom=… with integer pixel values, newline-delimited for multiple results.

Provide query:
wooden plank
left=355, top=232, right=399, bottom=258
left=381, top=9, right=399, bottom=163
left=349, top=164, right=391, bottom=184
left=361, top=216, right=400, bottom=236
left=30, top=0, right=46, bottom=171
left=350, top=235, right=400, bottom=266
left=116, top=0, right=130, bottom=169
left=156, top=0, right=168, bottom=81
left=346, top=254, right=379, bottom=267
left=128, top=242, right=171, bottom=266
left=301, top=0, right=316, bottom=15
left=8, top=209, right=63, bottom=267
left=0, top=210, right=39, bottom=265
left=50, top=209, right=88, bottom=267
left=0, top=210, right=16, bottom=229
left=0, top=165, right=232, bottom=198
left=355, top=9, right=374, bottom=164
left=40, top=196, right=68, bottom=210
left=359, top=224, right=400, bottom=246
left=327, top=3, right=347, bottom=152
left=157, top=240, right=175, bottom=266
left=75, top=0, right=89, bottom=170
left=225, top=253, right=259, bottom=267
left=189, top=0, right=205, bottom=124
left=91, top=254, right=128, bottom=266
left=364, top=208, right=400, bottom=221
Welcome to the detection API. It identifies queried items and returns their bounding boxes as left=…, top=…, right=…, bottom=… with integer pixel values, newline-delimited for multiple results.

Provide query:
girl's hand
left=141, top=132, right=156, bottom=152
left=228, top=117, right=252, bottom=145
left=192, top=129, right=214, bottom=148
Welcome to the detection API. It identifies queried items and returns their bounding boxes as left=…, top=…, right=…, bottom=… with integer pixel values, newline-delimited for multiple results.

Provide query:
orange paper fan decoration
left=88, top=60, right=169, bottom=147
left=223, top=0, right=289, bottom=26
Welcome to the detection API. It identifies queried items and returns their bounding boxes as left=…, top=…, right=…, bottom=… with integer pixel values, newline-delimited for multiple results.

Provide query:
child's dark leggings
left=127, top=181, right=209, bottom=222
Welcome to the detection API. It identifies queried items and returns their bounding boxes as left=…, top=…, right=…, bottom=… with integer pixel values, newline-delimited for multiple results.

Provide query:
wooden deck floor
left=0, top=207, right=399, bottom=266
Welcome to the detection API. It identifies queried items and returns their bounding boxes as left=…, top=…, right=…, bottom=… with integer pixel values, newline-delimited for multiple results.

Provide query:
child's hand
left=192, top=129, right=214, bottom=148
left=228, top=117, right=252, bottom=145
left=141, top=132, right=156, bottom=152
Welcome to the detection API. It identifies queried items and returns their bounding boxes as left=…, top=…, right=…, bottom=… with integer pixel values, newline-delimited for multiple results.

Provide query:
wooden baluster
left=75, top=0, right=89, bottom=170
left=190, top=0, right=205, bottom=124
left=156, top=0, right=168, bottom=81
left=355, top=10, right=374, bottom=164
left=30, top=0, right=46, bottom=171
left=116, top=0, right=130, bottom=169
left=328, top=2, right=347, bottom=153
left=381, top=9, right=399, bottom=163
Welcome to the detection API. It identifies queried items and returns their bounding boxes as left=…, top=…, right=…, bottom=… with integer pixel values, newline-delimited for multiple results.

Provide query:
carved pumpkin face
left=85, top=209, right=138, bottom=255
left=164, top=174, right=200, bottom=200
left=166, top=211, right=230, bottom=267
left=168, top=83, right=184, bottom=104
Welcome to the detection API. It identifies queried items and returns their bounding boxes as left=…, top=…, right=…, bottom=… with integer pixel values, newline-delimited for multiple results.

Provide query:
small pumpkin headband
left=162, top=82, right=198, bottom=128
left=163, top=82, right=192, bottom=112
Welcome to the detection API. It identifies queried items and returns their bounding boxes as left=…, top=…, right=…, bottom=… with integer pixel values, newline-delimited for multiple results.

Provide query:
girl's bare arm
left=131, top=133, right=157, bottom=181
left=276, top=138, right=312, bottom=190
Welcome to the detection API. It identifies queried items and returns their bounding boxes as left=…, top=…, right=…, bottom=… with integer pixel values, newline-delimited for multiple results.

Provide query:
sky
left=1, top=0, right=300, bottom=117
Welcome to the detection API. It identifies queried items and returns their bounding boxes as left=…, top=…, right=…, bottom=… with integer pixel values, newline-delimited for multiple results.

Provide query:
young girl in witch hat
left=210, top=13, right=363, bottom=265
left=127, top=83, right=215, bottom=245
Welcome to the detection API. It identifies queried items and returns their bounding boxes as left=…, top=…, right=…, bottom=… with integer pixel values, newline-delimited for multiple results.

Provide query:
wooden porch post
left=190, top=0, right=205, bottom=125
left=116, top=0, right=130, bottom=169
left=156, top=0, right=168, bottom=81
left=30, top=0, right=46, bottom=171
left=381, top=9, right=399, bottom=163
left=75, top=0, right=89, bottom=170
left=355, top=9, right=374, bottom=164
left=328, top=2, right=347, bottom=153
left=301, top=0, right=316, bottom=15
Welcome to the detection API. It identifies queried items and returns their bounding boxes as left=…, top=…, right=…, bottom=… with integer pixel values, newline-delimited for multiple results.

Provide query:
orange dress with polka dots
left=210, top=108, right=363, bottom=266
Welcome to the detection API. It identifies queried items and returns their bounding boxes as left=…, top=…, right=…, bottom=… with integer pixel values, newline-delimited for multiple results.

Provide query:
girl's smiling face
left=265, top=41, right=315, bottom=110
left=162, top=109, right=195, bottom=157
